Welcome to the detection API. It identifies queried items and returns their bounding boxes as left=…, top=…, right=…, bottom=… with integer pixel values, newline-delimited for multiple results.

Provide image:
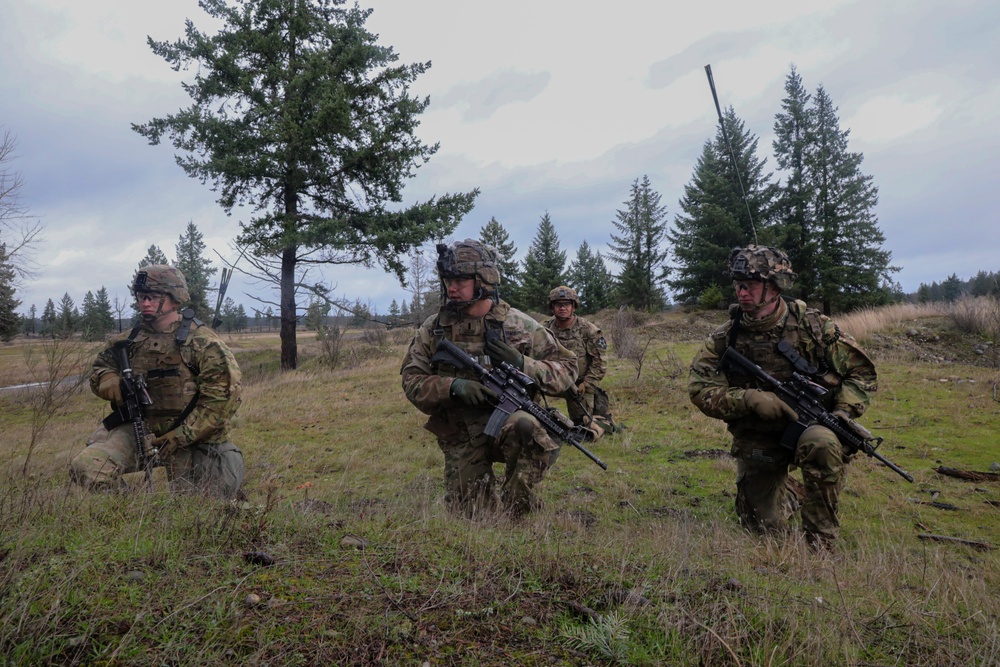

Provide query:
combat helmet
left=130, top=264, right=190, bottom=304
left=436, top=239, right=501, bottom=309
left=727, top=245, right=796, bottom=291
left=548, top=285, right=579, bottom=308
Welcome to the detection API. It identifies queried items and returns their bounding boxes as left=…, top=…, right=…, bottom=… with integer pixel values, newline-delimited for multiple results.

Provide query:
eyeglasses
left=552, top=301, right=574, bottom=309
left=733, top=281, right=762, bottom=294
left=442, top=276, right=474, bottom=287
left=137, top=293, right=162, bottom=302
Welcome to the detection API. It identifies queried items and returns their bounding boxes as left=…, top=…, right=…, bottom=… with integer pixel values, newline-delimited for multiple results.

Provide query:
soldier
left=71, top=265, right=244, bottom=498
left=541, top=286, right=614, bottom=436
left=400, top=239, right=578, bottom=517
left=688, top=246, right=877, bottom=549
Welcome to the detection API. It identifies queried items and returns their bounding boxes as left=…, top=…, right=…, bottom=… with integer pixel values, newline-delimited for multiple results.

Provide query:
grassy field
left=0, top=305, right=998, bottom=666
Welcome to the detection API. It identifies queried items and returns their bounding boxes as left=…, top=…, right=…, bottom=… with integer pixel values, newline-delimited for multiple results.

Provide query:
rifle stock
left=431, top=339, right=608, bottom=470
left=720, top=346, right=913, bottom=483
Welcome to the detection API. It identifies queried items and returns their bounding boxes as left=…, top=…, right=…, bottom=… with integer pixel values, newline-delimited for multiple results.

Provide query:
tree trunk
left=280, top=244, right=297, bottom=370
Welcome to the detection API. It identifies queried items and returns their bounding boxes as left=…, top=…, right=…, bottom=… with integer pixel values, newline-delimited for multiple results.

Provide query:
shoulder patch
left=595, top=336, right=607, bottom=350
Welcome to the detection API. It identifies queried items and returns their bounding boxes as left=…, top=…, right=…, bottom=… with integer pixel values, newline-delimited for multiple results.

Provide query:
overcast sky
left=2, top=0, right=997, bottom=315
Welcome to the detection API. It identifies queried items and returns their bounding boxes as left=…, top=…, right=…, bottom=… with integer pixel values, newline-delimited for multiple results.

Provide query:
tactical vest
left=715, top=299, right=842, bottom=401
left=544, top=318, right=589, bottom=379
left=428, top=305, right=506, bottom=379
left=128, top=327, right=199, bottom=421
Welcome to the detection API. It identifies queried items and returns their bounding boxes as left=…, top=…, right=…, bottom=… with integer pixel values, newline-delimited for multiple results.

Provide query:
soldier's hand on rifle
left=151, top=430, right=183, bottom=458
left=450, top=379, right=498, bottom=408
left=97, top=372, right=123, bottom=404
left=485, top=339, right=524, bottom=371
left=743, top=389, right=798, bottom=421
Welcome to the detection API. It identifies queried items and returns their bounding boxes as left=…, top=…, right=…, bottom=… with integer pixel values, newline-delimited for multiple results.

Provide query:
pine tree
left=772, top=65, right=818, bottom=302
left=669, top=109, right=779, bottom=304
left=41, top=298, right=56, bottom=338
left=940, top=274, right=963, bottom=302
left=567, top=241, right=614, bottom=314
left=518, top=213, right=567, bottom=313
left=479, top=217, right=521, bottom=306
left=56, top=293, right=77, bottom=338
left=79, top=287, right=116, bottom=341
left=233, top=304, right=248, bottom=332
left=174, top=221, right=217, bottom=319
left=139, top=245, right=169, bottom=267
left=608, top=175, right=670, bottom=311
left=134, top=0, right=477, bottom=370
left=0, top=243, right=21, bottom=341
left=808, top=86, right=897, bottom=313
left=23, top=303, right=36, bottom=336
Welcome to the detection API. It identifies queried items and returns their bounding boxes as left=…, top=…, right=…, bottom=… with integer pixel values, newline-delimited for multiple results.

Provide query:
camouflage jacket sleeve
left=174, top=328, right=242, bottom=446
left=89, top=332, right=130, bottom=397
left=583, top=323, right=607, bottom=385
left=688, top=329, right=756, bottom=421
left=825, top=327, right=877, bottom=418
left=400, top=320, right=456, bottom=415
left=521, top=320, right=578, bottom=396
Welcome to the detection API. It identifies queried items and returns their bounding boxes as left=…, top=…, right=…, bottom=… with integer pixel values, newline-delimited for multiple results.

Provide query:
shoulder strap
left=175, top=308, right=203, bottom=347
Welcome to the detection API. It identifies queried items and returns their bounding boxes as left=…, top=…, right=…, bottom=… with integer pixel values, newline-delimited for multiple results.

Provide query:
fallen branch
left=934, top=466, right=1000, bottom=482
left=907, top=499, right=961, bottom=511
left=916, top=534, right=994, bottom=551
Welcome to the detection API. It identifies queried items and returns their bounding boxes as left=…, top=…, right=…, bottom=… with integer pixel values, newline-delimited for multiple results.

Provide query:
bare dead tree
left=0, top=129, right=44, bottom=285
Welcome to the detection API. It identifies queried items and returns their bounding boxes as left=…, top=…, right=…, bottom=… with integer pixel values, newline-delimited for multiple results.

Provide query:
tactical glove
left=151, top=430, right=184, bottom=459
left=450, top=379, right=498, bottom=408
left=743, top=389, right=798, bottom=421
left=485, top=338, right=524, bottom=370
left=96, top=372, right=123, bottom=404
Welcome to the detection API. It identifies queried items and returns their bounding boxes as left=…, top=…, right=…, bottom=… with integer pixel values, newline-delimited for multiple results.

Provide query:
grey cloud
left=436, top=71, right=552, bottom=121
left=647, top=28, right=769, bottom=90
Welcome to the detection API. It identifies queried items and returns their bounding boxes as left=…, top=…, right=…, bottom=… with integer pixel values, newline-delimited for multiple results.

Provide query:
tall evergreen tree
left=479, top=216, right=521, bottom=306
left=518, top=213, right=567, bottom=313
left=669, top=109, right=779, bottom=304
left=940, top=273, right=963, bottom=302
left=41, top=298, right=56, bottom=338
left=140, top=245, right=169, bottom=267
left=608, top=175, right=670, bottom=311
left=0, top=243, right=20, bottom=341
left=567, top=241, right=614, bottom=314
left=80, top=287, right=116, bottom=341
left=134, top=0, right=477, bottom=370
left=23, top=303, right=36, bottom=336
left=772, top=65, right=818, bottom=302
left=174, top=221, right=217, bottom=318
left=808, top=86, right=896, bottom=313
left=56, top=293, right=77, bottom=337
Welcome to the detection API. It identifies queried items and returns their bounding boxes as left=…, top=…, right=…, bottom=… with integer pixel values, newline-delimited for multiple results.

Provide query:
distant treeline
left=912, top=270, right=1000, bottom=303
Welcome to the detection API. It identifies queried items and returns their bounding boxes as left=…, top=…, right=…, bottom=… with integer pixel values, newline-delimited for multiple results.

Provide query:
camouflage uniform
left=400, top=241, right=578, bottom=517
left=689, top=247, right=877, bottom=544
left=71, top=266, right=244, bottom=498
left=542, top=314, right=607, bottom=425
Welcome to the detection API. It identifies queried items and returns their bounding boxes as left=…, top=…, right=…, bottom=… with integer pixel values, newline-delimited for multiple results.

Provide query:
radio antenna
left=705, top=64, right=758, bottom=245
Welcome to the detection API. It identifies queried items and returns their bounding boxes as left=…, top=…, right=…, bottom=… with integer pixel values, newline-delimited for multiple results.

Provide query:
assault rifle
left=720, top=346, right=914, bottom=482
left=431, top=339, right=608, bottom=470
left=108, top=341, right=158, bottom=488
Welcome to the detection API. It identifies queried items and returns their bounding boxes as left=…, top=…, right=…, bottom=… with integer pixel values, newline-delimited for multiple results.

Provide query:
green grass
left=0, top=312, right=998, bottom=665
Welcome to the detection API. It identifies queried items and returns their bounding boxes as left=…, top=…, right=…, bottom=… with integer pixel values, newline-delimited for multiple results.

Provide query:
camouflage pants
left=437, top=410, right=560, bottom=518
left=70, top=425, right=245, bottom=499
left=733, top=424, right=845, bottom=541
